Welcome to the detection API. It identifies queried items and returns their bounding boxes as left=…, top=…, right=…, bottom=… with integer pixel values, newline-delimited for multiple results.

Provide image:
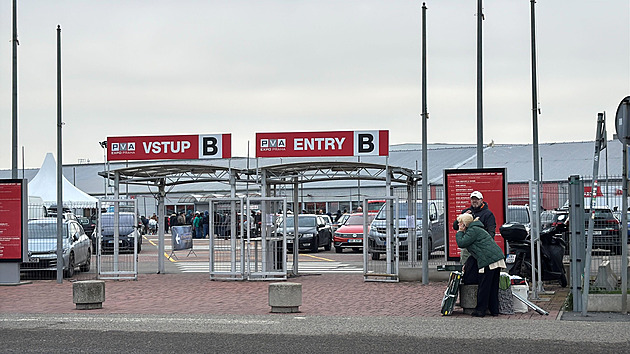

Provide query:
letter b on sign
left=199, top=134, right=224, bottom=159
left=202, top=137, right=218, bottom=156
left=354, top=131, right=380, bottom=156
left=358, top=134, right=374, bottom=153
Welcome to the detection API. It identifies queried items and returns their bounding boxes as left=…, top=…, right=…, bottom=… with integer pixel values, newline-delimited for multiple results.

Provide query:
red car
left=333, top=213, right=376, bottom=253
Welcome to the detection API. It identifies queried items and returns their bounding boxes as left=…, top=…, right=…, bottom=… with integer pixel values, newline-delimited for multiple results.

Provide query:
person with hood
left=202, top=211, right=210, bottom=238
left=456, top=213, right=505, bottom=317
left=193, top=212, right=203, bottom=239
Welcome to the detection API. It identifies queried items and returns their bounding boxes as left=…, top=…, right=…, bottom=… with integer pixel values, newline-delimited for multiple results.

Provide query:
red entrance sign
left=0, top=181, right=25, bottom=262
left=107, top=134, right=231, bottom=161
left=256, top=130, right=389, bottom=158
left=444, top=169, right=507, bottom=261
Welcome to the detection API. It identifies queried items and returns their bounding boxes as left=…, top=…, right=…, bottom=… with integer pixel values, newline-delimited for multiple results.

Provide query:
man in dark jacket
left=452, top=190, right=496, bottom=237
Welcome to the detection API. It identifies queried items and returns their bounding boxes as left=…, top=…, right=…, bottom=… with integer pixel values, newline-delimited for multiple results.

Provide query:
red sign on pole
left=0, top=180, right=25, bottom=262
left=107, top=134, right=231, bottom=161
left=255, top=130, right=389, bottom=158
left=444, top=168, right=507, bottom=261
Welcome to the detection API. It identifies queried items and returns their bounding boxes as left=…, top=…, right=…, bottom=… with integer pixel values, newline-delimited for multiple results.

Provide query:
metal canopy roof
left=98, top=164, right=247, bottom=187
left=99, top=161, right=420, bottom=188
left=260, top=161, right=420, bottom=185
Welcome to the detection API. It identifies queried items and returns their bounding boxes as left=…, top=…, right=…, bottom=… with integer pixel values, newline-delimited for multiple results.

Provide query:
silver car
left=21, top=218, right=92, bottom=278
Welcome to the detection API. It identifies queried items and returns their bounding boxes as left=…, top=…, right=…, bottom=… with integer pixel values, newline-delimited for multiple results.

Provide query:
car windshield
left=345, top=214, right=376, bottom=225
left=28, top=222, right=68, bottom=238
left=508, top=208, right=530, bottom=224
left=101, top=213, right=136, bottom=236
left=375, top=203, right=422, bottom=220
left=280, top=216, right=316, bottom=228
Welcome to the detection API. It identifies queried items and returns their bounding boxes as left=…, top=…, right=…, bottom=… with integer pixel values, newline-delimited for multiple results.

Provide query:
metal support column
left=568, top=175, right=584, bottom=312
left=157, top=178, right=166, bottom=274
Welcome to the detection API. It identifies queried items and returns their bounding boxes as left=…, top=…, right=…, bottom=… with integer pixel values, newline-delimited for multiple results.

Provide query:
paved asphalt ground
left=2, top=235, right=629, bottom=352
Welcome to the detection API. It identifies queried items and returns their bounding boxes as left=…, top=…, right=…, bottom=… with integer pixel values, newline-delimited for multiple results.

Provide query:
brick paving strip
left=0, top=274, right=567, bottom=319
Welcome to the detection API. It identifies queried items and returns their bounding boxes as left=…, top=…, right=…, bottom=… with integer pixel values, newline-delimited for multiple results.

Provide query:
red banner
left=444, top=169, right=507, bottom=261
left=256, top=130, right=388, bottom=158
left=107, top=134, right=231, bottom=161
left=0, top=181, right=24, bottom=261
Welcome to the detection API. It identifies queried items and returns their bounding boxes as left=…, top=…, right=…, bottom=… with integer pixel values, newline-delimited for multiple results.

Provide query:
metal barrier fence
left=364, top=197, right=399, bottom=282
left=208, top=197, right=287, bottom=281
left=245, top=198, right=287, bottom=280
left=21, top=201, right=98, bottom=281
left=209, top=198, right=246, bottom=280
left=97, top=199, right=139, bottom=280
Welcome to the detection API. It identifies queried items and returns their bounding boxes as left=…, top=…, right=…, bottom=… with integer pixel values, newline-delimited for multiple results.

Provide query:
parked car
left=540, top=209, right=569, bottom=230
left=333, top=212, right=376, bottom=253
left=77, top=216, right=96, bottom=235
left=368, top=200, right=445, bottom=260
left=21, top=218, right=92, bottom=278
left=277, top=214, right=332, bottom=253
left=583, top=206, right=622, bottom=254
left=332, top=213, right=350, bottom=232
left=99, top=212, right=142, bottom=253
left=507, top=205, right=530, bottom=227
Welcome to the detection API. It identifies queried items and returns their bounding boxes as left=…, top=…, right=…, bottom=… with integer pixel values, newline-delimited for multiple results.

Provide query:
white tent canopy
left=28, top=153, right=98, bottom=208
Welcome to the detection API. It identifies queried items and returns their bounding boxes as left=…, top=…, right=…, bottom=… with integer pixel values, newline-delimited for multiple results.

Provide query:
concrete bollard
left=268, top=282, right=302, bottom=313
left=73, top=280, right=105, bottom=310
left=459, top=284, right=478, bottom=314
left=593, top=260, right=617, bottom=291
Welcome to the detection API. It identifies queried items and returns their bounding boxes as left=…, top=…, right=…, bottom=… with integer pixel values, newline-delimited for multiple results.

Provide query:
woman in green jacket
left=456, top=213, right=506, bottom=317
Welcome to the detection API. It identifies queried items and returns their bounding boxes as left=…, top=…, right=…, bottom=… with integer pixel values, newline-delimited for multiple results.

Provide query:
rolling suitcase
left=441, top=271, right=463, bottom=316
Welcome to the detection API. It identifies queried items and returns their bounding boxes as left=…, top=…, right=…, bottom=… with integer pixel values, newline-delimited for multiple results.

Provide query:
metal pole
left=12, top=0, right=18, bottom=179
left=421, top=2, right=429, bottom=284
left=158, top=179, right=166, bottom=274
left=56, top=25, right=63, bottom=284
left=476, top=0, right=484, bottom=168
left=582, top=113, right=606, bottom=316
left=622, top=142, right=628, bottom=314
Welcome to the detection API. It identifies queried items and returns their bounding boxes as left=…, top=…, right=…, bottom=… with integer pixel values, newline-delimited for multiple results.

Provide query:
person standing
left=193, top=212, right=203, bottom=239
left=202, top=211, right=209, bottom=238
left=456, top=213, right=505, bottom=317
left=452, top=190, right=497, bottom=284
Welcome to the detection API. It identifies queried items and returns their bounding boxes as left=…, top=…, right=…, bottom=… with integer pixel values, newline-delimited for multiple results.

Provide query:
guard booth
left=97, top=198, right=139, bottom=280
left=364, top=196, right=400, bottom=282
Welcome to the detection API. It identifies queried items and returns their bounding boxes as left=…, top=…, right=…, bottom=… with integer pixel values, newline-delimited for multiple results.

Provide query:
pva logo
left=260, top=139, right=286, bottom=148
left=111, top=142, right=136, bottom=152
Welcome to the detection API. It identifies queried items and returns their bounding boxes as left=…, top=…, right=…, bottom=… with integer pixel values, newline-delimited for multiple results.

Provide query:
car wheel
left=324, top=236, right=331, bottom=251
left=64, top=253, right=75, bottom=278
left=335, top=246, right=343, bottom=253
left=311, top=237, right=319, bottom=253
left=371, top=252, right=380, bottom=260
left=80, top=253, right=91, bottom=272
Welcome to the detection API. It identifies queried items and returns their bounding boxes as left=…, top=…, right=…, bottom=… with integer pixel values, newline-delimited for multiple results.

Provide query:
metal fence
left=97, top=199, right=139, bottom=280
left=22, top=201, right=98, bottom=281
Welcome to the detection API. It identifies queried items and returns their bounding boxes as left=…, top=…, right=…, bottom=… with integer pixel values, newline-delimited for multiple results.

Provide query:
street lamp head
left=99, top=141, right=107, bottom=148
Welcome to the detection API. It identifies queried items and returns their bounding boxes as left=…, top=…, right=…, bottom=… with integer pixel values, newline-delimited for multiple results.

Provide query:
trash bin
left=512, top=285, right=529, bottom=313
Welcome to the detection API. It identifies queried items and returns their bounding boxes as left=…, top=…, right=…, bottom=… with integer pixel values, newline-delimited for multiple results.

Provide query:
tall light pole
left=476, top=0, right=484, bottom=168
left=12, top=0, right=19, bottom=178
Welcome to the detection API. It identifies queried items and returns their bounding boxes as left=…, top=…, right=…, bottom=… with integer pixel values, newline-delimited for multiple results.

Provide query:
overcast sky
left=1, top=0, right=628, bottom=169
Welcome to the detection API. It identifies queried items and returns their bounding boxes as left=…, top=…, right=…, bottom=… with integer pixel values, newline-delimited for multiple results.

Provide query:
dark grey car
left=279, top=214, right=332, bottom=253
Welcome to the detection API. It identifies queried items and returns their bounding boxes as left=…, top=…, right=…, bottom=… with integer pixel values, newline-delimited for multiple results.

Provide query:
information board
left=444, top=168, right=507, bottom=261
left=0, top=180, right=27, bottom=262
